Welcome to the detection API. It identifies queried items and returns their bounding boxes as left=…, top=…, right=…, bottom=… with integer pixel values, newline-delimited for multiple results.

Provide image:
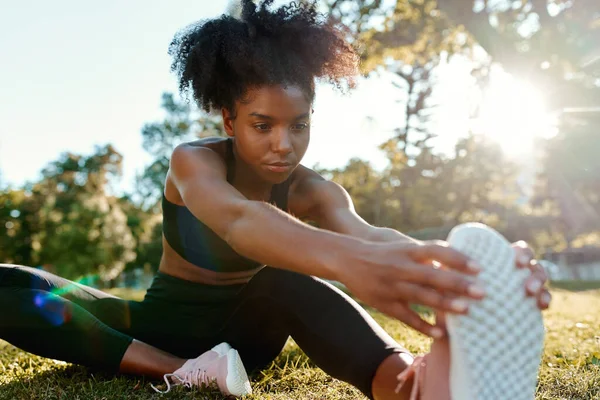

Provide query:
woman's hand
left=512, top=241, right=552, bottom=310
left=337, top=240, right=485, bottom=339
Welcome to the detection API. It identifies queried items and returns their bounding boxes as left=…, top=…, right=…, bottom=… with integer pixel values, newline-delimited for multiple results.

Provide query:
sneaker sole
left=446, top=223, right=545, bottom=400
left=225, top=348, right=253, bottom=397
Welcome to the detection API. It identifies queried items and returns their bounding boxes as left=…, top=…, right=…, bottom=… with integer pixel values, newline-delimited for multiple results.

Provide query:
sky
left=0, top=1, right=491, bottom=195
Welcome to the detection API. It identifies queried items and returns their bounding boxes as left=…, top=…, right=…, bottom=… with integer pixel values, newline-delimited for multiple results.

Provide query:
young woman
left=0, top=1, right=550, bottom=399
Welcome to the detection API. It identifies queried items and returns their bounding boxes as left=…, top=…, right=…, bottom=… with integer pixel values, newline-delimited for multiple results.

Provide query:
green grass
left=2, top=284, right=600, bottom=399
left=550, top=280, right=600, bottom=292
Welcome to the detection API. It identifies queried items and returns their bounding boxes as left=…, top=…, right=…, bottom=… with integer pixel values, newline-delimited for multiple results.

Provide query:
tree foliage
left=1, top=146, right=136, bottom=282
left=437, top=0, right=600, bottom=111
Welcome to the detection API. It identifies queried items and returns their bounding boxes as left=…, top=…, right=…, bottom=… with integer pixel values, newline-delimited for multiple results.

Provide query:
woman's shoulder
left=290, top=164, right=322, bottom=186
left=178, top=137, right=230, bottom=157
left=169, top=137, right=232, bottom=172
left=288, top=165, right=330, bottom=216
left=164, top=137, right=231, bottom=205
left=288, top=166, right=353, bottom=220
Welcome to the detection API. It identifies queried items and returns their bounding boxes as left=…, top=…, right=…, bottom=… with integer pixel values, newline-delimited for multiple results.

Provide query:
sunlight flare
left=472, top=72, right=558, bottom=156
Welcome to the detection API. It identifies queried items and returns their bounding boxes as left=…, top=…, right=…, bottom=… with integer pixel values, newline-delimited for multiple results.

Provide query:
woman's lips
left=265, top=163, right=292, bottom=173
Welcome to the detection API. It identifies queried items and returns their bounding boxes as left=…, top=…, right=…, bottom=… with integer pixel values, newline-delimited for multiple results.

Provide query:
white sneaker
left=445, top=223, right=545, bottom=400
left=151, top=342, right=252, bottom=397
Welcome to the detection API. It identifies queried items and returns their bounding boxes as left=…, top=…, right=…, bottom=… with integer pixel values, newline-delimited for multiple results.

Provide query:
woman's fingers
left=400, top=261, right=486, bottom=300
left=408, top=241, right=481, bottom=275
left=386, top=302, right=445, bottom=339
left=538, top=289, right=552, bottom=310
left=513, top=241, right=535, bottom=267
left=524, top=260, right=548, bottom=296
left=511, top=242, right=553, bottom=310
left=435, top=310, right=447, bottom=331
left=394, top=281, right=471, bottom=315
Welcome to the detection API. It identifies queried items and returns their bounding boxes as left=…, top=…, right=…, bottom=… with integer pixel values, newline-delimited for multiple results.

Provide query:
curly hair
left=168, top=0, right=359, bottom=114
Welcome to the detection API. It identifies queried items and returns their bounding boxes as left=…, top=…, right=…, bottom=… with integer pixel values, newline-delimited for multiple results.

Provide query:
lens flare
left=31, top=273, right=100, bottom=326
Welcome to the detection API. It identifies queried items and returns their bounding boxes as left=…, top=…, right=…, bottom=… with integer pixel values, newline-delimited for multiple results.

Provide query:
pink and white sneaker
left=396, top=223, right=545, bottom=400
left=151, top=342, right=252, bottom=397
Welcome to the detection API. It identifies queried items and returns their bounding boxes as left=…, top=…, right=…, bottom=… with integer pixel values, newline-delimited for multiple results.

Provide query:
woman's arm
left=169, top=144, right=370, bottom=281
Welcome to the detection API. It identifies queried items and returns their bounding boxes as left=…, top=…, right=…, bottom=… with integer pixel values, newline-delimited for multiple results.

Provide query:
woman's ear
left=222, top=108, right=235, bottom=137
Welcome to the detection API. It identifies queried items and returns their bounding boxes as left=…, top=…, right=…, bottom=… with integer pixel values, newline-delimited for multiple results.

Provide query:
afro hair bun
left=168, top=0, right=359, bottom=113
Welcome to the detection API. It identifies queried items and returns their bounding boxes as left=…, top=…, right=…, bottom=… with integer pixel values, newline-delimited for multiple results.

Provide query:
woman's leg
left=218, top=267, right=414, bottom=400
left=0, top=264, right=186, bottom=377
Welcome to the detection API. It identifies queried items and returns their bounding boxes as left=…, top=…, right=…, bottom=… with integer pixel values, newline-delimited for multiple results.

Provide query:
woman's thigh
left=0, top=264, right=117, bottom=303
left=0, top=264, right=221, bottom=363
left=0, top=264, right=140, bottom=333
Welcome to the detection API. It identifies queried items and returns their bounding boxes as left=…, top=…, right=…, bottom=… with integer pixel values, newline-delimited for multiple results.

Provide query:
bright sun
left=472, top=72, right=557, bottom=157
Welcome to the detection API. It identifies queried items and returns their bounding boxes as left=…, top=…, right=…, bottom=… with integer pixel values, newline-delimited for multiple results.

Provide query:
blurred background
left=1, top=0, right=599, bottom=288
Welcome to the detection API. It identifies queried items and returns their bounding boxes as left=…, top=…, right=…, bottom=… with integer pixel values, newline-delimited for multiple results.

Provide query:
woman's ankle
left=119, top=340, right=186, bottom=378
left=372, top=352, right=415, bottom=400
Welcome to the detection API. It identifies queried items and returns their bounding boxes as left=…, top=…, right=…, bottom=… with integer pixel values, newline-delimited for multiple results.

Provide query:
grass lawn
left=1, top=284, right=600, bottom=399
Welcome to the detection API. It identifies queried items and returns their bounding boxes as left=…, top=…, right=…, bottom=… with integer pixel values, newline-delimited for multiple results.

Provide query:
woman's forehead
left=239, top=85, right=311, bottom=113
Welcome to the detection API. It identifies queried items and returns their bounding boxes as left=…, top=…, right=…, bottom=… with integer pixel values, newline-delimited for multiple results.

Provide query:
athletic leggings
left=0, top=264, right=405, bottom=398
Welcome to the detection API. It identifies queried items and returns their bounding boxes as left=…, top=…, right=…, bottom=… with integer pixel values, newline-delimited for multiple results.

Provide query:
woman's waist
left=143, top=269, right=246, bottom=306
left=158, top=256, right=264, bottom=286
left=160, top=236, right=265, bottom=286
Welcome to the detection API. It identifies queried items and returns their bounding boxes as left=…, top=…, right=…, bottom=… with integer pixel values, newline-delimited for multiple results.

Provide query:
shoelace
left=395, top=355, right=425, bottom=400
left=151, top=369, right=215, bottom=394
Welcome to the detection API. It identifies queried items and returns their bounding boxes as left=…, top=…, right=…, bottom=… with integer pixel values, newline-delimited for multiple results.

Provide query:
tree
left=24, top=146, right=136, bottom=282
left=326, top=0, right=471, bottom=73
left=377, top=60, right=447, bottom=230
left=317, top=158, right=391, bottom=226
left=433, top=0, right=600, bottom=247
left=436, top=0, right=600, bottom=112
left=436, top=134, right=522, bottom=226
left=327, top=1, right=599, bottom=111
left=324, top=0, right=525, bottom=236
left=323, top=0, right=599, bottom=248
left=0, top=189, right=35, bottom=265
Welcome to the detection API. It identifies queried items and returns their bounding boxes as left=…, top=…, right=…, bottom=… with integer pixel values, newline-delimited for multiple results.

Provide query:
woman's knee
left=0, top=264, right=51, bottom=291
left=0, top=287, right=72, bottom=327
left=0, top=264, right=19, bottom=272
left=0, top=264, right=19, bottom=287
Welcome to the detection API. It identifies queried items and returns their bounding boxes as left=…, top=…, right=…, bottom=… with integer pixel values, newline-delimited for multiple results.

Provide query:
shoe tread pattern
left=446, top=223, right=545, bottom=400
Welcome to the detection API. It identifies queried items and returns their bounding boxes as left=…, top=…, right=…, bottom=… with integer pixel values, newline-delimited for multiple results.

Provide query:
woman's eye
left=291, top=123, right=308, bottom=132
left=254, top=124, right=271, bottom=132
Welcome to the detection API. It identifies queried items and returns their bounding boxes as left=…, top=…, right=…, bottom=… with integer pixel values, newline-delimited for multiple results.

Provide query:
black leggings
left=0, top=264, right=405, bottom=398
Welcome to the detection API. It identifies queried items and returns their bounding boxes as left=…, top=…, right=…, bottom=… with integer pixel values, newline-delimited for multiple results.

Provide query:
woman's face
left=222, top=84, right=311, bottom=184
